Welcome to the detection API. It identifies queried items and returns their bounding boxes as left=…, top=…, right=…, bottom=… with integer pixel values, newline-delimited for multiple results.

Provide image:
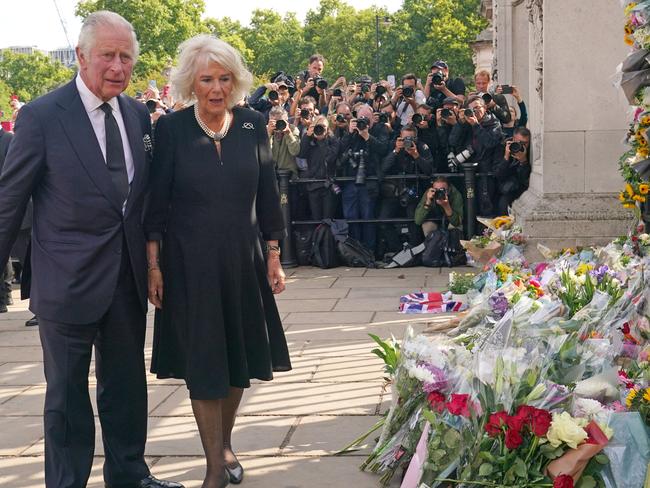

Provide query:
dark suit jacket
left=0, top=80, right=152, bottom=324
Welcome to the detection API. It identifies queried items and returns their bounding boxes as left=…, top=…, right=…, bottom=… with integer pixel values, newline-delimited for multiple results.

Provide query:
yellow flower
left=619, top=192, right=627, bottom=202
left=625, top=2, right=638, bottom=15
left=626, top=388, right=638, bottom=408
left=634, top=195, right=647, bottom=203
left=576, top=263, right=593, bottom=276
left=641, top=115, right=650, bottom=126
left=639, top=147, right=650, bottom=158
left=547, top=412, right=589, bottom=449
left=639, top=137, right=648, bottom=147
left=624, top=203, right=636, bottom=209
left=643, top=388, right=650, bottom=403
left=640, top=184, right=650, bottom=195
left=626, top=183, right=635, bottom=197
left=625, top=34, right=635, bottom=46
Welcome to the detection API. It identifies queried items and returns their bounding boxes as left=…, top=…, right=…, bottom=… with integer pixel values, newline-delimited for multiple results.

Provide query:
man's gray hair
left=269, top=106, right=288, bottom=119
left=77, top=11, right=140, bottom=60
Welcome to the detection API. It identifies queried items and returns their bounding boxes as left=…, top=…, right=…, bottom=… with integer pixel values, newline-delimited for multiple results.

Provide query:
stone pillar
left=510, top=0, right=633, bottom=256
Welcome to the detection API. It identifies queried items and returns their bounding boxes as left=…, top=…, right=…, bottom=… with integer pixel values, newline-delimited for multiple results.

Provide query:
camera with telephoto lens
left=314, top=77, right=328, bottom=90
left=346, top=149, right=367, bottom=185
left=464, top=108, right=475, bottom=118
left=300, top=108, right=311, bottom=119
left=399, top=186, right=418, bottom=208
left=324, top=177, right=342, bottom=195
left=268, top=90, right=279, bottom=101
left=145, top=99, right=157, bottom=114
left=377, top=112, right=390, bottom=124
left=355, top=117, right=370, bottom=131
left=402, top=86, right=414, bottom=98
left=336, top=114, right=346, bottom=123
left=509, top=141, right=524, bottom=154
left=431, top=72, right=444, bottom=85
left=481, top=92, right=493, bottom=104
left=375, top=85, right=387, bottom=96
left=434, top=188, right=448, bottom=201
left=274, top=119, right=287, bottom=132
left=361, top=84, right=371, bottom=94
left=313, top=125, right=326, bottom=136
left=412, top=113, right=424, bottom=125
left=447, top=147, right=475, bottom=171
left=441, top=108, right=452, bottom=118
left=333, top=88, right=342, bottom=97
left=402, top=136, right=416, bottom=150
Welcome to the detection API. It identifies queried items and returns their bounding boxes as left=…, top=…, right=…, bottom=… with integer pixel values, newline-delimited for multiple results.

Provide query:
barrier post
left=276, top=170, right=297, bottom=268
left=462, top=163, right=478, bottom=239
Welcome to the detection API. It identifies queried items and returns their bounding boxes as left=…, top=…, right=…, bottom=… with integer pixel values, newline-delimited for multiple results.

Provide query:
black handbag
left=421, top=219, right=467, bottom=268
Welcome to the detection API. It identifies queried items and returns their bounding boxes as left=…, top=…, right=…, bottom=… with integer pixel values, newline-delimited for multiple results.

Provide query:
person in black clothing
left=378, top=124, right=434, bottom=254
left=411, top=104, right=443, bottom=171
left=298, top=115, right=340, bottom=220
left=339, top=104, right=390, bottom=251
left=424, top=60, right=466, bottom=110
left=248, top=73, right=294, bottom=121
left=494, top=127, right=532, bottom=215
left=450, top=96, right=504, bottom=217
left=296, top=54, right=327, bottom=110
left=435, top=97, right=462, bottom=170
left=498, top=85, right=528, bottom=138
left=0, top=124, right=13, bottom=312
left=330, top=101, right=352, bottom=140
left=474, top=70, right=511, bottom=126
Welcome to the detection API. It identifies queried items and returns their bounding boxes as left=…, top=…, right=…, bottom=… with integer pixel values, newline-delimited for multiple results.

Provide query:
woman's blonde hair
left=313, top=115, right=332, bottom=136
left=171, top=34, right=253, bottom=108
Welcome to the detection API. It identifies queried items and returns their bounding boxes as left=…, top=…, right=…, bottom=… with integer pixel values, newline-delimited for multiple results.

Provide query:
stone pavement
left=0, top=266, right=469, bottom=487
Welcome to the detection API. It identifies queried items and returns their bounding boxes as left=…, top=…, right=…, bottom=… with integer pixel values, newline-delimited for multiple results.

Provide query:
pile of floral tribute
left=350, top=218, right=650, bottom=488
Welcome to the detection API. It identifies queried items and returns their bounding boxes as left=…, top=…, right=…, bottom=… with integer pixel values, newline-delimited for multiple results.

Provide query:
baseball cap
left=430, top=61, right=449, bottom=70
left=442, top=97, right=460, bottom=106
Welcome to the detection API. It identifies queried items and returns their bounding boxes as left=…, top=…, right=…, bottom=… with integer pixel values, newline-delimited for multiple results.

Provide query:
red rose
left=622, top=322, right=631, bottom=335
left=506, top=414, right=525, bottom=433
left=553, top=475, right=574, bottom=488
left=427, top=391, right=446, bottom=413
left=485, top=411, right=508, bottom=437
left=515, top=405, right=536, bottom=423
left=504, top=427, right=523, bottom=449
left=530, top=409, right=552, bottom=437
left=446, top=394, right=471, bottom=417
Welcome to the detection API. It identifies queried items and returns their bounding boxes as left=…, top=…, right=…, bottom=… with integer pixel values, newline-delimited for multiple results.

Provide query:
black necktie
left=100, top=102, right=129, bottom=206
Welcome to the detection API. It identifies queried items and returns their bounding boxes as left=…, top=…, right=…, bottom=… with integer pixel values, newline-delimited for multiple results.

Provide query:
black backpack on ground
left=422, top=226, right=467, bottom=268
left=310, top=223, right=338, bottom=268
left=338, top=237, right=377, bottom=268
left=294, top=229, right=313, bottom=266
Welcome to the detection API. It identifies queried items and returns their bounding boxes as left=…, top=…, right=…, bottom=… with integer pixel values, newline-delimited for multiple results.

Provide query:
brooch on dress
left=242, top=122, right=255, bottom=130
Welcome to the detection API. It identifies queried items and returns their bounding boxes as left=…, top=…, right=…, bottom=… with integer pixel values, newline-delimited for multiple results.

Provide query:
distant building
left=49, top=47, right=76, bottom=67
left=6, top=46, right=46, bottom=56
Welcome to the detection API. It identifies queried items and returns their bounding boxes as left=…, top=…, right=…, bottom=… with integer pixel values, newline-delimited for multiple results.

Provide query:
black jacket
left=298, top=134, right=340, bottom=191
left=0, top=128, right=12, bottom=170
left=494, top=154, right=531, bottom=197
left=449, top=113, right=504, bottom=171
left=338, top=128, right=390, bottom=188
left=379, top=141, right=434, bottom=199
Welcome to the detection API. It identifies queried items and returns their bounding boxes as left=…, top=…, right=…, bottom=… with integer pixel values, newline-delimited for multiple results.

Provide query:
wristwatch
left=267, top=244, right=281, bottom=257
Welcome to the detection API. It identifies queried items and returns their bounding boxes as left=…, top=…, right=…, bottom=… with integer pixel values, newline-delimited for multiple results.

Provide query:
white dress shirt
left=75, top=74, right=135, bottom=191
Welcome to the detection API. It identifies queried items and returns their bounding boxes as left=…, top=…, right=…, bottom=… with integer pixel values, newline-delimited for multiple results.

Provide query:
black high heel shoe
left=225, top=462, right=244, bottom=485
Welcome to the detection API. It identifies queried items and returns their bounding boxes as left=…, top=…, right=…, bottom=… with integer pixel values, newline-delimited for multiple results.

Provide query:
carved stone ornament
left=526, top=0, right=544, bottom=99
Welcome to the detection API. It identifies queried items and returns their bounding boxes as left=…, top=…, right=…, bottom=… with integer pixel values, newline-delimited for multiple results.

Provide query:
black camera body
left=412, top=113, right=423, bottom=125
left=402, top=86, right=415, bottom=98
left=346, top=149, right=368, bottom=185
left=431, top=72, right=444, bottom=85
left=377, top=112, right=390, bottom=124
left=361, top=84, right=371, bottom=94
left=324, top=177, right=342, bottom=195
left=300, top=108, right=311, bottom=119
left=274, top=119, right=287, bottom=132
left=268, top=90, right=279, bottom=101
left=375, top=85, right=387, bottom=96
left=333, top=88, right=343, bottom=97
left=510, top=141, right=525, bottom=154
left=356, top=117, right=370, bottom=131
left=313, top=125, right=326, bottom=136
left=336, top=114, right=346, bottom=123
left=399, top=186, right=418, bottom=208
left=441, top=108, right=453, bottom=119
left=464, top=108, right=475, bottom=118
left=434, top=188, right=448, bottom=201
left=314, top=77, right=328, bottom=90
left=402, top=136, right=416, bottom=150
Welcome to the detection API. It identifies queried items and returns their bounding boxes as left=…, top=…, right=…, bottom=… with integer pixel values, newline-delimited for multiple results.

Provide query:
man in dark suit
left=0, top=121, right=14, bottom=312
left=0, top=11, right=182, bottom=488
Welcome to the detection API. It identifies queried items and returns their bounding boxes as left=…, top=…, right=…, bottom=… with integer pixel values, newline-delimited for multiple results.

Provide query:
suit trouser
left=38, top=250, right=149, bottom=488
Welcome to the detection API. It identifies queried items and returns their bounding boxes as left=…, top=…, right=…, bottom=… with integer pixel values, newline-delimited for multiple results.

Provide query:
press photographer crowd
left=1, top=53, right=532, bottom=283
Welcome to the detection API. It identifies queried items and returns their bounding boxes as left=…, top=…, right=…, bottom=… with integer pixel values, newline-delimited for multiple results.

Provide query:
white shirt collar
left=75, top=73, right=120, bottom=114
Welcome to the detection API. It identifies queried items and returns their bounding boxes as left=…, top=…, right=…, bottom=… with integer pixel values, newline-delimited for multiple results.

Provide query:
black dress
left=144, top=106, right=291, bottom=400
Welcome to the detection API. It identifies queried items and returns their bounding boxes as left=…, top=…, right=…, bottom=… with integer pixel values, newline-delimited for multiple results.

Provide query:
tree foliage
left=68, top=0, right=485, bottom=86
left=0, top=50, right=74, bottom=102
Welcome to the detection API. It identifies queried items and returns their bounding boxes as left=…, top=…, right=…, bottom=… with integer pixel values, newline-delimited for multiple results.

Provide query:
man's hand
left=504, top=140, right=512, bottom=160
left=425, top=187, right=435, bottom=206
left=265, top=82, right=279, bottom=91
left=512, top=85, right=522, bottom=104
left=406, top=144, right=419, bottom=159
left=466, top=113, right=479, bottom=126
left=394, top=137, right=404, bottom=153
left=267, top=119, right=277, bottom=137
left=306, top=124, right=315, bottom=137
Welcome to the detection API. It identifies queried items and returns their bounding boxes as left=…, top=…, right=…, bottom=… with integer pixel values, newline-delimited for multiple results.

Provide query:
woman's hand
left=148, top=269, right=164, bottom=308
left=267, top=256, right=286, bottom=294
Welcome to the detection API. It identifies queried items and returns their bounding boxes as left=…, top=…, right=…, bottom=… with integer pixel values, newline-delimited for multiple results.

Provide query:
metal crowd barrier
left=276, top=163, right=483, bottom=268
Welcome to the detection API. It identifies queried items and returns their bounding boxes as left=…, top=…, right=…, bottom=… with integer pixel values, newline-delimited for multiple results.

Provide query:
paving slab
left=276, top=299, right=338, bottom=313
left=0, top=330, right=42, bottom=347
left=312, top=356, right=386, bottom=383
left=300, top=340, right=377, bottom=358
left=283, top=415, right=382, bottom=456
left=346, top=287, right=424, bottom=298
left=0, top=362, right=45, bottom=386
left=332, top=277, right=425, bottom=288
left=285, top=277, right=338, bottom=288
left=333, top=297, right=399, bottom=312
left=275, top=287, right=349, bottom=300
left=251, top=356, right=319, bottom=384
left=0, top=415, right=42, bottom=455
left=289, top=267, right=367, bottom=277
left=284, top=323, right=391, bottom=342
left=284, top=311, right=373, bottom=324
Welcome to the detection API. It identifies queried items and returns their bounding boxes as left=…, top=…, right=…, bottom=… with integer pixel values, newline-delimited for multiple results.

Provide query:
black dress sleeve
left=254, top=111, right=287, bottom=241
left=144, top=114, right=175, bottom=242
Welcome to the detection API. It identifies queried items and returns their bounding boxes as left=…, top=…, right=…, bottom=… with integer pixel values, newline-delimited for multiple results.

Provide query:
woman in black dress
left=144, top=35, right=291, bottom=488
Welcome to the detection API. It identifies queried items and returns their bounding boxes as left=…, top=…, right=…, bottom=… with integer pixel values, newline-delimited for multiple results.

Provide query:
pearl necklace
left=194, top=103, right=232, bottom=142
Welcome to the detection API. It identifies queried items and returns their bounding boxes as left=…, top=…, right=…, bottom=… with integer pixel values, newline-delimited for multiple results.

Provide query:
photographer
left=498, top=85, right=528, bottom=137
left=295, top=54, right=328, bottom=113
left=473, top=70, right=511, bottom=126
left=449, top=96, right=504, bottom=217
left=414, top=177, right=464, bottom=236
left=435, top=97, right=462, bottom=171
left=351, top=76, right=377, bottom=107
left=330, top=101, right=352, bottom=140
left=411, top=105, right=444, bottom=170
left=494, top=127, right=531, bottom=215
left=378, top=125, right=434, bottom=252
left=293, top=96, right=318, bottom=137
left=338, top=104, right=390, bottom=252
left=249, top=72, right=294, bottom=121
left=424, top=61, right=466, bottom=110
left=298, top=116, right=340, bottom=220
left=267, top=106, right=301, bottom=179
left=390, top=74, right=426, bottom=128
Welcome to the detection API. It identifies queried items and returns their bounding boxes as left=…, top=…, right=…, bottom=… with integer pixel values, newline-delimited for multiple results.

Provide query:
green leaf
left=431, top=449, right=447, bottom=462
left=514, top=457, right=527, bottom=478
left=478, top=462, right=493, bottom=476
left=594, top=453, right=609, bottom=465
left=577, top=475, right=597, bottom=488
left=443, top=428, right=461, bottom=449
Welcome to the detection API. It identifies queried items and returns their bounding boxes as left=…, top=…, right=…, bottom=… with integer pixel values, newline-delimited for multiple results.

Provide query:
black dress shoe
left=25, top=315, right=38, bottom=327
left=0, top=303, right=7, bottom=313
left=106, top=475, right=185, bottom=488
left=226, top=462, right=243, bottom=484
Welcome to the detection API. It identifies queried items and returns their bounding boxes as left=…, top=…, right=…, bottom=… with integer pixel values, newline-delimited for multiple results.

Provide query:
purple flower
left=590, top=265, right=609, bottom=284
left=489, top=291, right=509, bottom=319
left=418, top=362, right=449, bottom=393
